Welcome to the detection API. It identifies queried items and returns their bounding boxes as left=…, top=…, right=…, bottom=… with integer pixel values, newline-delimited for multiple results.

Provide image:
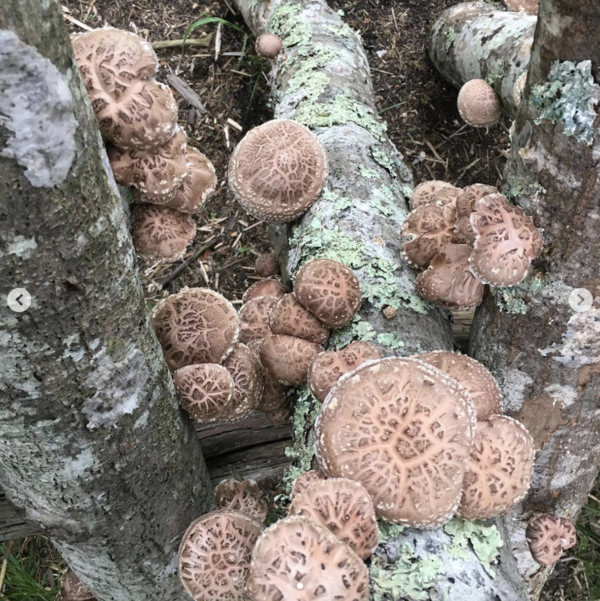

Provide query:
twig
left=152, top=35, right=213, bottom=50
left=166, top=74, right=207, bottom=114
left=0, top=541, right=14, bottom=594
left=160, top=238, right=218, bottom=288
left=63, top=12, right=93, bottom=31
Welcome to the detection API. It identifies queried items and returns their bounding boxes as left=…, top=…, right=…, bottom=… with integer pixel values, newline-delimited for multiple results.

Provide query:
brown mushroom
left=526, top=514, right=577, bottom=566
left=410, top=181, right=457, bottom=210
left=315, top=357, right=476, bottom=526
left=455, top=184, right=498, bottom=244
left=268, top=293, right=329, bottom=345
left=260, top=335, right=322, bottom=386
left=173, top=363, right=235, bottom=423
left=151, top=288, right=240, bottom=370
left=469, top=193, right=543, bottom=286
left=254, top=253, right=279, bottom=278
left=506, top=0, right=539, bottom=14
left=458, top=415, right=535, bottom=520
left=247, top=516, right=369, bottom=601
left=264, top=402, right=293, bottom=427
left=109, top=127, right=188, bottom=203
left=229, top=119, right=328, bottom=223
left=294, top=259, right=362, bottom=329
left=401, top=203, right=458, bottom=269
left=131, top=204, right=196, bottom=262
left=430, top=186, right=461, bottom=208
left=243, top=278, right=289, bottom=304
left=247, top=339, right=291, bottom=413
left=308, top=341, right=382, bottom=402
left=457, top=79, right=502, bottom=127
left=255, top=34, right=283, bottom=59
left=290, top=470, right=326, bottom=500
left=57, top=569, right=95, bottom=601
left=289, top=478, right=379, bottom=560
left=215, top=478, right=269, bottom=521
left=239, top=296, right=277, bottom=344
left=415, top=243, right=485, bottom=311
left=221, top=344, right=263, bottom=422
left=178, top=510, right=263, bottom=601
left=416, top=350, right=502, bottom=420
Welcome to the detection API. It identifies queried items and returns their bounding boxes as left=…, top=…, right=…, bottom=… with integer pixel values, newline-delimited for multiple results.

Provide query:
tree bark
left=0, top=2, right=212, bottom=600
left=429, top=2, right=537, bottom=117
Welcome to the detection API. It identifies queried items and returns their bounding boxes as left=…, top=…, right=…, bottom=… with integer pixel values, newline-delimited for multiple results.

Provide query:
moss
left=444, top=519, right=503, bottom=578
left=378, top=521, right=405, bottom=544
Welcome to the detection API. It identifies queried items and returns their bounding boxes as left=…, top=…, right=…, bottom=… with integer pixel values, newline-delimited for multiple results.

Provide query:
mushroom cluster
left=401, top=181, right=543, bottom=309
left=72, top=27, right=217, bottom=262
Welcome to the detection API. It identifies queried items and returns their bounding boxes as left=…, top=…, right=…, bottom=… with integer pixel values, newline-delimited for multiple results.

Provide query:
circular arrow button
left=568, top=288, right=593, bottom=313
left=7, top=288, right=32, bottom=313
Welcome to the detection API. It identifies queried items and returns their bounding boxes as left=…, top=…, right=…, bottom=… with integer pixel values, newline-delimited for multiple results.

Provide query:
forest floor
left=4, top=0, right=597, bottom=599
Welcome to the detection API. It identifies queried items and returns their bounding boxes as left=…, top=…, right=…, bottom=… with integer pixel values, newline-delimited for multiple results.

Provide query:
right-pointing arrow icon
left=568, top=288, right=594, bottom=313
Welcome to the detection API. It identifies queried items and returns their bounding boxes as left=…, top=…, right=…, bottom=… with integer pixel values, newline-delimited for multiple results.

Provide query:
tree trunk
left=0, top=2, right=213, bottom=600
left=429, top=2, right=536, bottom=117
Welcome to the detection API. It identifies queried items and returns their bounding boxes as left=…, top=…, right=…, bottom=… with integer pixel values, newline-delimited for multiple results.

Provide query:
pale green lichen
left=444, top=28, right=458, bottom=51
left=268, top=4, right=312, bottom=48
left=503, top=173, right=546, bottom=201
left=377, top=332, right=404, bottom=349
left=531, top=60, right=599, bottom=145
left=370, top=147, right=397, bottom=179
left=492, top=287, right=528, bottom=315
left=378, top=521, right=405, bottom=544
left=370, top=543, right=445, bottom=601
left=360, top=165, right=381, bottom=180
left=444, top=519, right=503, bottom=578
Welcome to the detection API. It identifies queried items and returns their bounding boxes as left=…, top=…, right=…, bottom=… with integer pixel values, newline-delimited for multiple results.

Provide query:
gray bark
left=0, top=2, right=212, bottom=600
left=429, top=3, right=537, bottom=117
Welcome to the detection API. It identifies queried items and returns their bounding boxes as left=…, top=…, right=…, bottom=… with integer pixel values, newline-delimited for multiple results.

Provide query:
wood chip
left=166, top=74, right=207, bottom=114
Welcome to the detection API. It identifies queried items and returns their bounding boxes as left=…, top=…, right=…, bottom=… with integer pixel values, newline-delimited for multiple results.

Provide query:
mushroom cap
left=457, top=79, right=502, bottom=127
left=215, top=478, right=269, bottom=522
left=268, top=293, right=330, bottom=345
left=416, top=351, right=502, bottom=420
left=243, top=278, right=289, bottom=304
left=469, top=193, right=543, bottom=286
left=248, top=515, right=369, bottom=601
left=151, top=288, right=240, bottom=370
left=255, top=33, right=283, bottom=59
left=260, top=335, right=322, bottom=386
left=458, top=415, right=535, bottom=520
left=526, top=514, right=577, bottom=566
left=294, top=259, right=362, bottom=329
left=109, top=127, right=188, bottom=202
left=173, top=363, right=235, bottom=423
left=58, top=569, right=95, bottom=601
left=247, top=339, right=291, bottom=413
left=239, top=296, right=277, bottom=344
left=131, top=204, right=196, bottom=262
left=315, top=357, right=476, bottom=526
left=410, top=181, right=457, bottom=210
left=229, top=119, right=328, bottom=223
left=415, top=243, right=486, bottom=311
left=290, top=470, right=326, bottom=500
left=401, top=203, right=458, bottom=269
left=506, top=0, right=539, bottom=14
left=255, top=253, right=279, bottom=278
left=221, top=344, right=263, bottom=422
left=430, top=186, right=461, bottom=208
left=289, top=478, right=379, bottom=560
left=178, top=509, right=264, bottom=601
left=455, top=184, right=498, bottom=244
left=264, top=402, right=293, bottom=427
left=308, top=341, right=382, bottom=402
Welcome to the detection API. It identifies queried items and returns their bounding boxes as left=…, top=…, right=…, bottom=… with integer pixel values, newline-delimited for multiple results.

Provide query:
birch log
left=0, top=2, right=212, bottom=600
left=429, top=3, right=536, bottom=117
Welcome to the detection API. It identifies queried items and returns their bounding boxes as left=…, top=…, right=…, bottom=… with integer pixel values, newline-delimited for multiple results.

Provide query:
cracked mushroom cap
left=294, top=259, right=362, bottom=329
left=289, top=478, right=379, bottom=560
left=132, top=204, right=196, bottom=261
left=57, top=569, right=95, bottom=601
left=506, top=0, right=539, bottom=14
left=458, top=415, right=535, bottom=520
left=417, top=351, right=502, bottom=420
left=290, top=470, right=327, bottom=500
left=308, top=341, right=382, bottom=402
left=255, top=34, right=283, bottom=59
left=109, top=127, right=188, bottom=202
left=221, top=344, right=263, bottom=422
left=178, top=510, right=264, bottom=601
left=430, top=186, right=461, bottom=208
left=173, top=363, right=235, bottom=423
left=268, top=293, right=329, bottom=345
left=410, top=181, right=457, bottom=210
left=215, top=478, right=269, bottom=521
left=526, top=514, right=577, bottom=566
left=455, top=184, right=498, bottom=244
left=151, top=288, right=240, bottom=370
left=243, top=278, right=289, bottom=304
left=260, top=335, right=322, bottom=386
left=247, top=339, right=291, bottom=413
left=229, top=119, right=328, bottom=223
left=247, top=515, right=369, bottom=601
left=239, top=296, right=277, bottom=344
left=415, top=243, right=486, bottom=311
left=469, top=193, right=543, bottom=286
left=401, top=203, right=458, bottom=269
left=255, top=253, right=279, bottom=278
left=457, top=79, right=502, bottom=127
left=315, top=357, right=476, bottom=526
